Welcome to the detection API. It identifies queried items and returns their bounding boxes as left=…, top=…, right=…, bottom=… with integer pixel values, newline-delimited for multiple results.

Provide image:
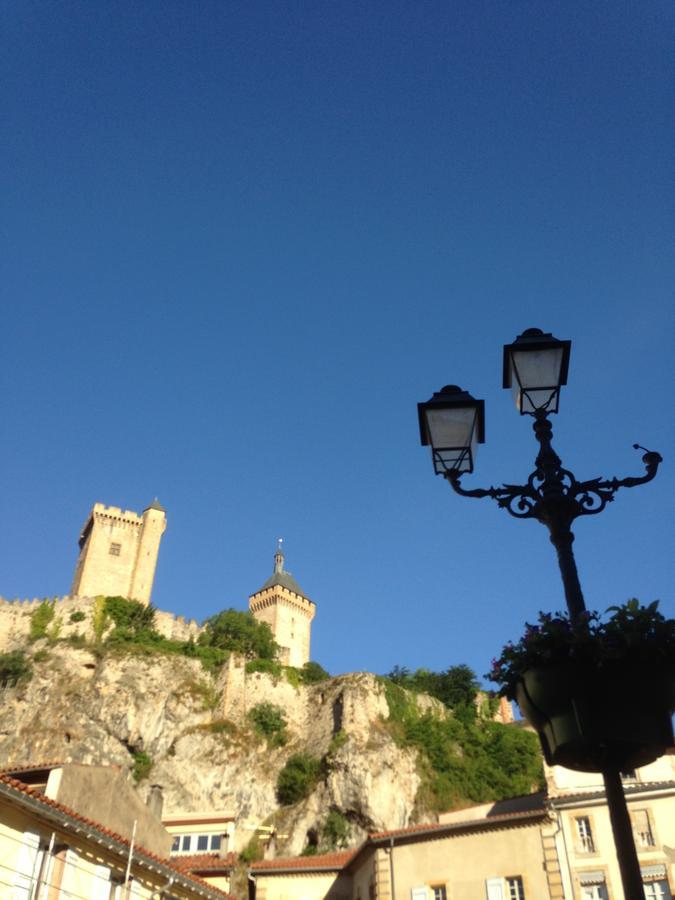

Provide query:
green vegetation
left=239, top=836, right=264, bottom=863
left=32, top=649, right=50, bottom=663
left=300, top=661, right=330, bottom=683
left=90, top=597, right=227, bottom=673
left=322, top=810, right=350, bottom=849
left=92, top=596, right=108, bottom=643
left=199, top=609, right=278, bottom=660
left=245, top=658, right=282, bottom=677
left=0, top=650, right=32, bottom=687
left=327, top=729, right=349, bottom=757
left=386, top=664, right=479, bottom=719
left=131, top=750, right=153, bottom=783
left=381, top=680, right=543, bottom=811
left=248, top=702, right=288, bottom=747
left=276, top=753, right=322, bottom=805
left=29, top=600, right=56, bottom=641
left=69, top=610, right=86, bottom=623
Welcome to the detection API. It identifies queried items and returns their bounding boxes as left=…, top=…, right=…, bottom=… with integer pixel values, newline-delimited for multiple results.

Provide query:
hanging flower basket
left=487, top=600, right=675, bottom=773
left=515, top=660, right=674, bottom=772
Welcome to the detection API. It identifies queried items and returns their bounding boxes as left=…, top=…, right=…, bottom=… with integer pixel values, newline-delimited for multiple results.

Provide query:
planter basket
left=514, top=662, right=675, bottom=772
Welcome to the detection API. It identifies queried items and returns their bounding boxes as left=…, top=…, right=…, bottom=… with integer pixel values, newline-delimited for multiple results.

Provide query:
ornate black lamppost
left=417, top=328, right=665, bottom=900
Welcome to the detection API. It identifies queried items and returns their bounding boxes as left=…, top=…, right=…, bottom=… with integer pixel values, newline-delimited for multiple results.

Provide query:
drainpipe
left=389, top=837, right=396, bottom=900
left=152, top=874, right=175, bottom=898
left=248, top=869, right=257, bottom=900
left=30, top=831, right=55, bottom=900
left=124, top=819, right=137, bottom=886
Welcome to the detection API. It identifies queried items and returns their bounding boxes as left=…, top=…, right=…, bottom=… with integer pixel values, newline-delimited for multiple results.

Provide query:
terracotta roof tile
left=173, top=853, right=238, bottom=872
left=0, top=775, right=231, bottom=898
left=252, top=849, right=356, bottom=871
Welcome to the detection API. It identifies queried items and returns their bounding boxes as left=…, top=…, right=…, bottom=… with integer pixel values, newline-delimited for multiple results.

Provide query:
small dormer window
left=109, top=543, right=121, bottom=556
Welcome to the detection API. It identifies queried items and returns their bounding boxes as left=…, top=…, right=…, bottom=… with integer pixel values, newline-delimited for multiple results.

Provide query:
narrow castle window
left=109, top=543, right=122, bottom=556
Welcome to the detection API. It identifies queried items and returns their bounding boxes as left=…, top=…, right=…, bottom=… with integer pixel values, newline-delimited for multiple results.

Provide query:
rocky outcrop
left=0, top=643, right=440, bottom=855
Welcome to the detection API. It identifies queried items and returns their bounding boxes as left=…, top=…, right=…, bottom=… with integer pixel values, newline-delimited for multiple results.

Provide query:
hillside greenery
left=198, top=609, right=278, bottom=659
left=381, top=679, right=543, bottom=811
left=386, top=664, right=480, bottom=719
left=0, top=650, right=32, bottom=688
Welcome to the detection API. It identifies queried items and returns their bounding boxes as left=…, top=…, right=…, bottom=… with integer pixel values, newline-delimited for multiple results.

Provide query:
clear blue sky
left=2, top=1, right=673, bottom=684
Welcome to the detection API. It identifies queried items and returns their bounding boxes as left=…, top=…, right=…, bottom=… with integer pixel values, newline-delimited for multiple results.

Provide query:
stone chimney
left=146, top=784, right=164, bottom=820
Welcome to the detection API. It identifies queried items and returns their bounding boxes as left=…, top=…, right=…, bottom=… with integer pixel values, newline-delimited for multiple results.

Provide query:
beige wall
left=380, top=822, right=550, bottom=900
left=46, top=764, right=172, bottom=857
left=254, top=869, right=350, bottom=900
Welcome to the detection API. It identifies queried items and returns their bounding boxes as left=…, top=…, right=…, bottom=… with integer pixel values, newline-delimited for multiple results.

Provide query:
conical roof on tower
left=255, top=539, right=307, bottom=598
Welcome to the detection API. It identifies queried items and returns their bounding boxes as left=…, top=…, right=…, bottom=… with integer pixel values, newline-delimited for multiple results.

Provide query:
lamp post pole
left=418, top=329, right=664, bottom=900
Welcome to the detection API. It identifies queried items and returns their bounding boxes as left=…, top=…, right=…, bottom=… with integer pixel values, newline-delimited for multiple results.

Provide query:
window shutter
left=12, top=830, right=41, bottom=898
left=411, top=887, right=428, bottom=900
left=486, top=878, right=505, bottom=900
left=91, top=863, right=111, bottom=899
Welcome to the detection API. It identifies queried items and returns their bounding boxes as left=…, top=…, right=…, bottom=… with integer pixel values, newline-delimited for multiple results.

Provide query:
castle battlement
left=90, top=503, right=145, bottom=525
left=249, top=587, right=316, bottom=619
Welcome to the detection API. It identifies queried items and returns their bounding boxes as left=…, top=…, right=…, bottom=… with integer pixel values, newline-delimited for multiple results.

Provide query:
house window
left=575, top=816, right=596, bottom=853
left=506, top=876, right=525, bottom=900
left=580, top=886, right=609, bottom=900
left=170, top=832, right=225, bottom=855
left=109, top=542, right=121, bottom=556
left=485, top=877, right=524, bottom=900
left=197, top=835, right=209, bottom=851
left=644, top=881, right=671, bottom=900
left=633, top=810, right=655, bottom=848
left=431, top=886, right=447, bottom=900
left=171, top=836, right=180, bottom=852
left=211, top=834, right=222, bottom=851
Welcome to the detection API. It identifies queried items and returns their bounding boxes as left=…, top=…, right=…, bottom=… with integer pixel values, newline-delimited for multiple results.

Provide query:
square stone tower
left=248, top=542, right=316, bottom=668
left=71, top=499, right=166, bottom=606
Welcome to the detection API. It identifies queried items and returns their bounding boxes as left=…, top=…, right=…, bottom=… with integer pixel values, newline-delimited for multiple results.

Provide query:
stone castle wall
left=0, top=595, right=202, bottom=652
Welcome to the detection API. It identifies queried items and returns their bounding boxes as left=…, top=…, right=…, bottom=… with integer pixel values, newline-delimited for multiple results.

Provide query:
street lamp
left=418, top=328, right=664, bottom=900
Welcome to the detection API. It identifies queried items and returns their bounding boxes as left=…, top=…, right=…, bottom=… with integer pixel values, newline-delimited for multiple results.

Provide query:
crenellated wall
left=0, top=595, right=203, bottom=652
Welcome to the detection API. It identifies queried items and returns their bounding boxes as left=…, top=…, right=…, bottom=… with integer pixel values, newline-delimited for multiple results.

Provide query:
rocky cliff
left=0, top=642, right=441, bottom=856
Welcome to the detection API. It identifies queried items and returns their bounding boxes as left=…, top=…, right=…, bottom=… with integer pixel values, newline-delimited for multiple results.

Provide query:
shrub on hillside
left=300, top=661, right=330, bottom=683
left=0, top=651, right=32, bottom=688
left=29, top=600, right=55, bottom=641
left=248, top=702, right=288, bottom=747
left=276, top=753, right=322, bottom=805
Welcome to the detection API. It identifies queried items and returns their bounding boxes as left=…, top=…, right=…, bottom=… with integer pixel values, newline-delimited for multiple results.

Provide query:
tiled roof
left=0, top=775, right=231, bottom=898
left=252, top=850, right=356, bottom=872
left=173, top=853, right=238, bottom=872
left=369, top=805, right=547, bottom=841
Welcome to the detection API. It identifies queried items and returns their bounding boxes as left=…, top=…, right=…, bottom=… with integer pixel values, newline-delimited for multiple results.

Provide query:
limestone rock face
left=0, top=646, right=436, bottom=855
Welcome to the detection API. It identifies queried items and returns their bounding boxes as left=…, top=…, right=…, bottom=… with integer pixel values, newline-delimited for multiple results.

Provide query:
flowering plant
left=487, top=599, right=675, bottom=699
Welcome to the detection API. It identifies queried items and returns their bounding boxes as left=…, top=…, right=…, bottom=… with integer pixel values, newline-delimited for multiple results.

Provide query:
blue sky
left=2, top=1, right=673, bottom=683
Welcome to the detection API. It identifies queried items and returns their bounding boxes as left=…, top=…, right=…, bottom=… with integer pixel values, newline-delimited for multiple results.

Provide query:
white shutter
left=92, top=863, right=111, bottom=899
left=59, top=849, right=78, bottom=897
left=411, top=887, right=428, bottom=900
left=486, top=878, right=505, bottom=900
left=12, top=830, right=41, bottom=899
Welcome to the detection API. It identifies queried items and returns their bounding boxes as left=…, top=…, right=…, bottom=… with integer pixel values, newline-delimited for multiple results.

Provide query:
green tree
left=200, top=609, right=278, bottom=660
left=29, top=600, right=55, bottom=641
left=300, top=661, right=330, bottom=683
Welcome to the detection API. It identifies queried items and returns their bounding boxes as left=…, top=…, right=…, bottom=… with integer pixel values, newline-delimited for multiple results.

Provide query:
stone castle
left=2, top=499, right=316, bottom=668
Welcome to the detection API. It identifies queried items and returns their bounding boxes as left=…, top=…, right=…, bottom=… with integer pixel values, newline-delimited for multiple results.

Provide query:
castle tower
left=248, top=541, right=316, bottom=668
left=71, top=500, right=167, bottom=606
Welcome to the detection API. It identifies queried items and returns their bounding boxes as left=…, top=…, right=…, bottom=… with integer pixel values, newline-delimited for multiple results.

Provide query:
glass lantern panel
left=510, top=347, right=564, bottom=413
left=425, top=406, right=476, bottom=450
